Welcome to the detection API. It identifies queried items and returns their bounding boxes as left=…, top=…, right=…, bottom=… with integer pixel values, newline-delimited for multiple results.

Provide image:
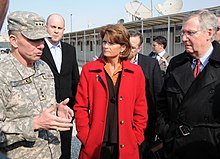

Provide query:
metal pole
left=167, top=16, right=170, bottom=55
left=84, top=31, right=86, bottom=64
left=151, top=0, right=153, bottom=17
left=94, top=30, right=97, bottom=57
left=70, top=14, right=72, bottom=32
left=141, top=20, right=144, bottom=54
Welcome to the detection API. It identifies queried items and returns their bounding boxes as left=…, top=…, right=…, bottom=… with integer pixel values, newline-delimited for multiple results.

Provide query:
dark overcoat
left=156, top=41, right=220, bottom=159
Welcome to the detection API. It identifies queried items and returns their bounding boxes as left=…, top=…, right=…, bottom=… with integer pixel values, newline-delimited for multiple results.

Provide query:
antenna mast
left=151, top=0, right=153, bottom=17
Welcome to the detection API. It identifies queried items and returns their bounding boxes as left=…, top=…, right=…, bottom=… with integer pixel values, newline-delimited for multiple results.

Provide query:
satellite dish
left=125, top=0, right=152, bottom=21
left=155, top=0, right=183, bottom=15
left=117, top=19, right=125, bottom=24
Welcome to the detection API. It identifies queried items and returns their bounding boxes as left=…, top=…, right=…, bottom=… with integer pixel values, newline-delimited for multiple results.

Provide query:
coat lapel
left=196, top=63, right=217, bottom=89
left=59, top=42, right=65, bottom=74
left=174, top=41, right=220, bottom=96
left=193, top=41, right=220, bottom=89
left=43, top=42, right=58, bottom=72
left=138, top=54, right=145, bottom=70
left=88, top=58, right=108, bottom=91
left=171, top=60, right=194, bottom=94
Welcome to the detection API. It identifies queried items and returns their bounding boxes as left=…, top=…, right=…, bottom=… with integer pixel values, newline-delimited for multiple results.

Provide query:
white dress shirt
left=45, top=38, right=62, bottom=73
left=191, top=45, right=213, bottom=72
left=156, top=50, right=166, bottom=61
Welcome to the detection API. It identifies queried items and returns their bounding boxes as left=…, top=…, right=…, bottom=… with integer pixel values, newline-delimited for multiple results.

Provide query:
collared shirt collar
left=158, top=50, right=166, bottom=58
left=102, top=58, right=122, bottom=86
left=45, top=38, right=61, bottom=49
left=199, top=45, right=213, bottom=67
left=45, top=38, right=62, bottom=73
left=191, top=45, right=213, bottom=72
left=10, top=53, right=36, bottom=78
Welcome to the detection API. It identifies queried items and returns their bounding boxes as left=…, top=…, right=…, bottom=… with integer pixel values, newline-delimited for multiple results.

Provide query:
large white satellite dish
left=155, top=0, right=183, bottom=15
left=125, top=0, right=152, bottom=21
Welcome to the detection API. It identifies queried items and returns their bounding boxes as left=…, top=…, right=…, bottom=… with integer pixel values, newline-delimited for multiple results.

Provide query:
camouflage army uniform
left=0, top=54, right=61, bottom=159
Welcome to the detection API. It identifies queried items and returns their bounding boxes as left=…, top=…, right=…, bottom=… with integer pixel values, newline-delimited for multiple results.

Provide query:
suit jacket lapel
left=43, top=42, right=58, bottom=72
left=59, top=42, right=65, bottom=74
left=138, top=54, right=145, bottom=69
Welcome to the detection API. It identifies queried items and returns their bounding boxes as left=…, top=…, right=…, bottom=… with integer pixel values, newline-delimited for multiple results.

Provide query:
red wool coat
left=74, top=58, right=148, bottom=159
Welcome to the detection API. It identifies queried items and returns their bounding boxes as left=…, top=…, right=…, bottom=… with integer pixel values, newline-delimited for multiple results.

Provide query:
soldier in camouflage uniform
left=0, top=11, right=74, bottom=159
left=0, top=1, right=10, bottom=159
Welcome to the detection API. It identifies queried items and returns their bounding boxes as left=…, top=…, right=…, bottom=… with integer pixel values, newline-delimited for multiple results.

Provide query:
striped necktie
left=193, top=59, right=200, bottom=78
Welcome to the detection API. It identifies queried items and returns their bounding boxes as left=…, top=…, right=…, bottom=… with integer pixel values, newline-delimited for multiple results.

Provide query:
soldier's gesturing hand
left=56, top=98, right=74, bottom=120
left=33, top=101, right=73, bottom=131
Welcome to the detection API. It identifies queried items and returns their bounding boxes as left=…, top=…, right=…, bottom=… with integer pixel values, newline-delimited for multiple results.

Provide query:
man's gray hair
left=183, top=10, right=218, bottom=41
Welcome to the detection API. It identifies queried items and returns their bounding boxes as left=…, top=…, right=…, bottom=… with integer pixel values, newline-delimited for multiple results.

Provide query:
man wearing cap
left=0, top=1, right=10, bottom=159
left=0, top=11, right=74, bottom=159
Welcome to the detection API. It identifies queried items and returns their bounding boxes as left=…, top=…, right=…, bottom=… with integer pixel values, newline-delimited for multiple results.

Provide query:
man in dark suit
left=149, top=36, right=172, bottom=77
left=156, top=10, right=220, bottom=159
left=128, top=30, right=163, bottom=159
left=41, top=13, right=79, bottom=159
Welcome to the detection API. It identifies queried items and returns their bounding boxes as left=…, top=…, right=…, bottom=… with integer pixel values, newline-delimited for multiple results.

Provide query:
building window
left=80, top=41, right=83, bottom=51
left=90, top=41, right=93, bottom=51
left=86, top=40, right=90, bottom=45
left=175, top=35, right=181, bottom=43
left=146, top=37, right=151, bottom=43
left=96, top=40, right=100, bottom=45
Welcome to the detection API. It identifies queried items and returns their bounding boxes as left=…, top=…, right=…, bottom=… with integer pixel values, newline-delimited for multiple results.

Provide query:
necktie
left=193, top=59, right=200, bottom=78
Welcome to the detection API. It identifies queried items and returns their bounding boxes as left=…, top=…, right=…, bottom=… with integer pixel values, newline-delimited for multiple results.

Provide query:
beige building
left=62, top=6, right=220, bottom=67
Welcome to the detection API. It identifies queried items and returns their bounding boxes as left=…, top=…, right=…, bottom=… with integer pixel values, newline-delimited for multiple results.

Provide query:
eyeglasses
left=102, top=40, right=118, bottom=46
left=180, top=30, right=200, bottom=37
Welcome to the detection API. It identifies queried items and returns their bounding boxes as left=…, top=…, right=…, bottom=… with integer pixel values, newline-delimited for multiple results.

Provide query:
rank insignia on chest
left=10, top=77, right=32, bottom=87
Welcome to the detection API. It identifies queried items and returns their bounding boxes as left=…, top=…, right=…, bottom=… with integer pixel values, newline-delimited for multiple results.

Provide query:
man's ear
left=207, top=28, right=214, bottom=41
left=9, top=34, right=18, bottom=48
left=138, top=44, right=142, bottom=52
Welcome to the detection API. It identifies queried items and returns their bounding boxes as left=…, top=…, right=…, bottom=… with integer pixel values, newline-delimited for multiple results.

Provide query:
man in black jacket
left=128, top=30, right=163, bottom=159
left=41, top=13, right=79, bottom=159
left=156, top=10, right=220, bottom=159
left=215, top=10, right=220, bottom=43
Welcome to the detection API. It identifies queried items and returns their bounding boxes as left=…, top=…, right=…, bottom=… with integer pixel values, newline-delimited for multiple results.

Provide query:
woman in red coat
left=74, top=24, right=148, bottom=159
